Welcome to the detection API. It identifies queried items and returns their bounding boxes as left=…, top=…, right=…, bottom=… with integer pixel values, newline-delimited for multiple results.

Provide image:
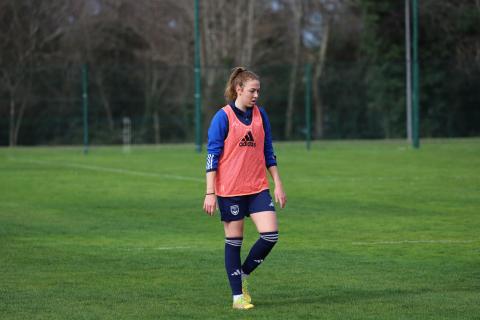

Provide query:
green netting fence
left=1, top=62, right=479, bottom=147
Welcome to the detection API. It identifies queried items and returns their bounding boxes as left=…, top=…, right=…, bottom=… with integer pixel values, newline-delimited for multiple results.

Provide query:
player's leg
left=250, top=211, right=278, bottom=233
left=223, top=219, right=244, bottom=297
left=218, top=195, right=254, bottom=309
left=243, top=190, right=279, bottom=275
left=223, top=219, right=244, bottom=237
left=240, top=191, right=279, bottom=303
left=242, top=210, right=278, bottom=275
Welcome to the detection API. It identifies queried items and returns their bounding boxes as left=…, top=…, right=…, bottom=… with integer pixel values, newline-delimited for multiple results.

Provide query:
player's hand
left=203, top=194, right=217, bottom=216
left=274, top=184, right=287, bottom=209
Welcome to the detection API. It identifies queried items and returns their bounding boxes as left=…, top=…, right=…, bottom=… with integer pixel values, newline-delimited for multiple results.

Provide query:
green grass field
left=1, top=139, right=479, bottom=319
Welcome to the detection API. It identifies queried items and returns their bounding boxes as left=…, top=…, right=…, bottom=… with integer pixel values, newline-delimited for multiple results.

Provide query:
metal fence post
left=194, top=0, right=202, bottom=153
left=412, top=0, right=420, bottom=149
left=305, top=63, right=312, bottom=150
left=82, top=63, right=89, bottom=155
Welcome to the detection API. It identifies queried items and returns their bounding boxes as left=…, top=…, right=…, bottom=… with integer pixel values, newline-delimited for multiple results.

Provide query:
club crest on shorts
left=230, top=205, right=239, bottom=215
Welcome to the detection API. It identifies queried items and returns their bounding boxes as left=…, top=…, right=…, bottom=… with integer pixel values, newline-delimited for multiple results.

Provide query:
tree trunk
left=201, top=0, right=220, bottom=139
left=153, top=110, right=160, bottom=144
left=13, top=100, right=27, bottom=146
left=9, top=97, right=15, bottom=147
left=312, top=18, right=331, bottom=139
left=234, top=2, right=243, bottom=63
left=81, top=18, right=115, bottom=133
left=242, top=0, right=255, bottom=66
left=143, top=60, right=157, bottom=141
left=142, top=61, right=152, bottom=141
left=95, top=71, right=115, bottom=132
left=284, top=1, right=302, bottom=140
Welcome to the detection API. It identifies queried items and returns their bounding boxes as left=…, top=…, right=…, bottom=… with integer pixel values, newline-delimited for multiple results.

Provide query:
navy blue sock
left=225, top=237, right=243, bottom=295
left=241, top=231, right=278, bottom=275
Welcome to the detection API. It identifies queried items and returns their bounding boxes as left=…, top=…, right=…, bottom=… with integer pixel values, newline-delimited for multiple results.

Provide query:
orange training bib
left=215, top=105, right=269, bottom=197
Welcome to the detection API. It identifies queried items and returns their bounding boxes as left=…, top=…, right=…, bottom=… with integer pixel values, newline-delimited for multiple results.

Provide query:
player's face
left=237, top=80, right=260, bottom=108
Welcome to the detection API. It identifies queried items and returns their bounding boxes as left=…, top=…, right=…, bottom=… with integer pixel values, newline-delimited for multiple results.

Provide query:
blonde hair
left=224, top=67, right=260, bottom=101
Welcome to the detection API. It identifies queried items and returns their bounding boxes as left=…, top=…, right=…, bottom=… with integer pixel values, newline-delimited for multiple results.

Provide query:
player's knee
left=260, top=231, right=278, bottom=246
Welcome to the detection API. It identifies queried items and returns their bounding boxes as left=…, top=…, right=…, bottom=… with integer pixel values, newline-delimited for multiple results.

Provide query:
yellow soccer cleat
left=242, top=278, right=252, bottom=304
left=232, top=296, right=254, bottom=310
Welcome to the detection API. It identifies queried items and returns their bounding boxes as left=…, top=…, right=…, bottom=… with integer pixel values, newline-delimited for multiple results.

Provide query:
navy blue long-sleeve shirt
left=206, top=102, right=277, bottom=172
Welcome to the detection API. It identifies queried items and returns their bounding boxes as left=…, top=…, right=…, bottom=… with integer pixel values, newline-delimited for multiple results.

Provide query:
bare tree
left=303, top=0, right=347, bottom=139
left=311, top=15, right=330, bottom=139
left=196, top=0, right=260, bottom=134
left=284, top=0, right=303, bottom=140
left=307, top=0, right=344, bottom=138
left=0, top=0, right=65, bottom=146
left=124, top=0, right=196, bottom=143
left=71, top=1, right=121, bottom=132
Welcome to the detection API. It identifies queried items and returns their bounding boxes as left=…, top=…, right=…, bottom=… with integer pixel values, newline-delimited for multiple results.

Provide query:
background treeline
left=0, top=0, right=479, bottom=146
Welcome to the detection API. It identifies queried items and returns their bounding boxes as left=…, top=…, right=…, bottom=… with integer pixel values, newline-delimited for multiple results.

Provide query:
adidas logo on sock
left=239, top=131, right=256, bottom=147
left=231, top=269, right=242, bottom=276
left=254, top=259, right=264, bottom=264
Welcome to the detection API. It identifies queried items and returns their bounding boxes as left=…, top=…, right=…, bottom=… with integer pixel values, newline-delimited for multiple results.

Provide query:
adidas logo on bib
left=239, top=131, right=256, bottom=147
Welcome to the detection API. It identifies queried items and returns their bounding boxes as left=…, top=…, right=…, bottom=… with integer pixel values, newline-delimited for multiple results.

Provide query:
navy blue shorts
left=217, top=189, right=275, bottom=222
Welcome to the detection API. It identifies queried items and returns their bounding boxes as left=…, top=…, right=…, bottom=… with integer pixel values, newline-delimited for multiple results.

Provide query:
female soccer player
left=203, top=67, right=287, bottom=310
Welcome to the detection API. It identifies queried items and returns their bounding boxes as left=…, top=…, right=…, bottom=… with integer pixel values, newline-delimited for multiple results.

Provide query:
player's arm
left=259, top=107, right=286, bottom=208
left=203, top=109, right=228, bottom=216
left=203, top=171, right=217, bottom=215
left=259, top=107, right=277, bottom=168
left=268, top=165, right=286, bottom=208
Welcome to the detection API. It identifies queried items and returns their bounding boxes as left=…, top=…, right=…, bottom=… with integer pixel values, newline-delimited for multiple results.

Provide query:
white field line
left=121, top=246, right=194, bottom=251
left=352, top=240, right=478, bottom=245
left=296, top=175, right=470, bottom=183
left=11, top=158, right=203, bottom=183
